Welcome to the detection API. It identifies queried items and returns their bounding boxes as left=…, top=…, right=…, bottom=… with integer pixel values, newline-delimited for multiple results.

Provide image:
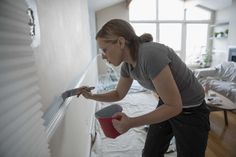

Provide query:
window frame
left=129, top=1, right=213, bottom=62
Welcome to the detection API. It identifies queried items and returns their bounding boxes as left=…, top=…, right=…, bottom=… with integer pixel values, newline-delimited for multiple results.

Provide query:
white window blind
left=0, top=0, right=50, bottom=157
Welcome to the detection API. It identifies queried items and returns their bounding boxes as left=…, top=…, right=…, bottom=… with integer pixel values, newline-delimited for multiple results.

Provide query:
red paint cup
left=95, top=104, right=122, bottom=138
left=98, top=116, right=121, bottom=138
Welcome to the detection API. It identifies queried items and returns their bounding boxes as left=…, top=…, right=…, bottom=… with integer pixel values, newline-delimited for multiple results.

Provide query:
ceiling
left=89, top=0, right=124, bottom=11
left=89, top=0, right=232, bottom=12
left=192, top=0, right=232, bottom=10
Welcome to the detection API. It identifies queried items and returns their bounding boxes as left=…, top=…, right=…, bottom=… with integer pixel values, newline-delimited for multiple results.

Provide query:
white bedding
left=90, top=91, right=176, bottom=157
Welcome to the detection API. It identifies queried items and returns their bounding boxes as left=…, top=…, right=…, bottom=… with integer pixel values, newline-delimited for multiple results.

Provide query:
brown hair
left=96, top=19, right=153, bottom=60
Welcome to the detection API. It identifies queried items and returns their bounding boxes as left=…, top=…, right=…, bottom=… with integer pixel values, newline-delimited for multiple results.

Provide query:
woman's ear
left=118, top=37, right=126, bottom=49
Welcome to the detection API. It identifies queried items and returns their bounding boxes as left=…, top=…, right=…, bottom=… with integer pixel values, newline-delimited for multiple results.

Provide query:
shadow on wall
left=48, top=55, right=100, bottom=157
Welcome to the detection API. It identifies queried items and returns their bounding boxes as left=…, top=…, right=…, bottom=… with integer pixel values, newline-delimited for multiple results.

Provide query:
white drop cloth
left=90, top=92, right=176, bottom=157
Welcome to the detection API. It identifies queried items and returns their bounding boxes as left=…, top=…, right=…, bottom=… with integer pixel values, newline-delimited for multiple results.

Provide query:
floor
left=165, top=110, right=236, bottom=157
left=206, top=111, right=236, bottom=157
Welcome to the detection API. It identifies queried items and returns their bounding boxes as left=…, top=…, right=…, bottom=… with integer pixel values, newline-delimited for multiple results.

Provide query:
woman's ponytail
left=139, top=33, right=153, bottom=43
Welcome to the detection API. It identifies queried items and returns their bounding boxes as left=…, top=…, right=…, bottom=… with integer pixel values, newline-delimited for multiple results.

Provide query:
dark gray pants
left=142, top=99, right=210, bottom=157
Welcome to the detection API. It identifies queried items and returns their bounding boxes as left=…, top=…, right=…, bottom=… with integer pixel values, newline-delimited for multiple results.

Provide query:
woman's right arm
left=81, top=76, right=133, bottom=102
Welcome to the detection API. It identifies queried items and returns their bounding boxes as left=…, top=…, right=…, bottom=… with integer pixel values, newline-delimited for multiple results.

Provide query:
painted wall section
left=96, top=2, right=129, bottom=75
left=96, top=2, right=129, bottom=31
left=211, top=2, right=236, bottom=66
left=88, top=1, right=97, bottom=57
left=228, top=0, right=236, bottom=46
left=49, top=57, right=98, bottom=157
left=34, top=0, right=93, bottom=112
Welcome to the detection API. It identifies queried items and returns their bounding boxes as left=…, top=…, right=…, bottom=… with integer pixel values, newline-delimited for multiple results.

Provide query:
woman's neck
left=122, top=47, right=136, bottom=68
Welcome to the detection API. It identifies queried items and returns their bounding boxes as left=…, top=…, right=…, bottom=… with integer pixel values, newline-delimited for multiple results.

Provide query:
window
left=131, top=23, right=157, bottom=42
left=186, top=24, right=208, bottom=64
left=159, top=23, right=182, bottom=51
left=129, top=0, right=156, bottom=20
left=129, top=0, right=212, bottom=64
left=0, top=0, right=50, bottom=156
left=158, top=0, right=184, bottom=20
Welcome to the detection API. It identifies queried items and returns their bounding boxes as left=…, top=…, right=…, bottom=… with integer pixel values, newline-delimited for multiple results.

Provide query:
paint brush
left=61, top=86, right=95, bottom=101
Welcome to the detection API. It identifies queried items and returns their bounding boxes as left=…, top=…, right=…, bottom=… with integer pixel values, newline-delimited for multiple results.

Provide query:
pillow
left=215, top=62, right=236, bottom=82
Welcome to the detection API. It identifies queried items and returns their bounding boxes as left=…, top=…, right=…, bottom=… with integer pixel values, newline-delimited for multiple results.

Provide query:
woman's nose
left=102, top=53, right=107, bottom=59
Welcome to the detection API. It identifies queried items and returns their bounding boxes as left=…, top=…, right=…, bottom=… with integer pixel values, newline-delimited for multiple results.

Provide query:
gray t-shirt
left=121, top=42, right=204, bottom=108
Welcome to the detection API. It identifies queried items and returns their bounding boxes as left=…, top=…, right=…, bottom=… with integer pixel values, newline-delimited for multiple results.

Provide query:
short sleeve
left=120, top=63, right=130, bottom=78
left=141, top=44, right=171, bottom=79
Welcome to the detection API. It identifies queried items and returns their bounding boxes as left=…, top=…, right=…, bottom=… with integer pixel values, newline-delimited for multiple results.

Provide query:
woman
left=80, top=19, right=210, bottom=157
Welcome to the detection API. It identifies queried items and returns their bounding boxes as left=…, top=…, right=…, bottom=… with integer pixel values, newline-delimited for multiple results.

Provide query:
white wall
left=33, top=0, right=98, bottom=156
left=228, top=0, right=236, bottom=46
left=211, top=2, right=236, bottom=66
left=211, top=8, right=230, bottom=66
left=88, top=0, right=98, bottom=57
left=35, top=0, right=94, bottom=112
left=49, top=58, right=98, bottom=157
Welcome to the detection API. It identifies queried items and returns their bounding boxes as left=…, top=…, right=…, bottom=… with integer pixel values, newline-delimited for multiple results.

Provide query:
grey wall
left=211, top=2, right=236, bottom=66
left=228, top=0, right=236, bottom=46
left=211, top=8, right=230, bottom=66
left=88, top=0, right=97, bottom=57
left=34, top=0, right=99, bottom=156
left=96, top=2, right=129, bottom=75
left=34, top=0, right=94, bottom=112
left=49, top=58, right=98, bottom=157
left=96, top=2, right=129, bottom=32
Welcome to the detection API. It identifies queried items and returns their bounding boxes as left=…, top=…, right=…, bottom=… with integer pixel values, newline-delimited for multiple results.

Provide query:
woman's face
left=97, top=37, right=124, bottom=66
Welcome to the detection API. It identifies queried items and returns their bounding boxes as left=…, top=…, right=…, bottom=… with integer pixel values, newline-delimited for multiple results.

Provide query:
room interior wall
left=228, top=0, right=236, bottom=46
left=32, top=0, right=98, bottom=156
left=88, top=0, right=97, bottom=57
left=96, top=2, right=129, bottom=32
left=96, top=2, right=129, bottom=75
left=49, top=58, right=98, bottom=157
left=211, top=2, right=236, bottom=66
left=34, top=0, right=94, bottom=112
left=211, top=8, right=230, bottom=66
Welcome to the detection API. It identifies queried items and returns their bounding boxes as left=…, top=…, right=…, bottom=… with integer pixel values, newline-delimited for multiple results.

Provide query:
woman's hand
left=81, top=90, right=93, bottom=99
left=112, top=112, right=132, bottom=134
left=77, top=86, right=95, bottom=99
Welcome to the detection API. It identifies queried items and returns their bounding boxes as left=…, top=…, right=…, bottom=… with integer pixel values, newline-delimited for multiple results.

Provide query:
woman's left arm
left=131, top=65, right=182, bottom=126
left=113, top=65, right=182, bottom=133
